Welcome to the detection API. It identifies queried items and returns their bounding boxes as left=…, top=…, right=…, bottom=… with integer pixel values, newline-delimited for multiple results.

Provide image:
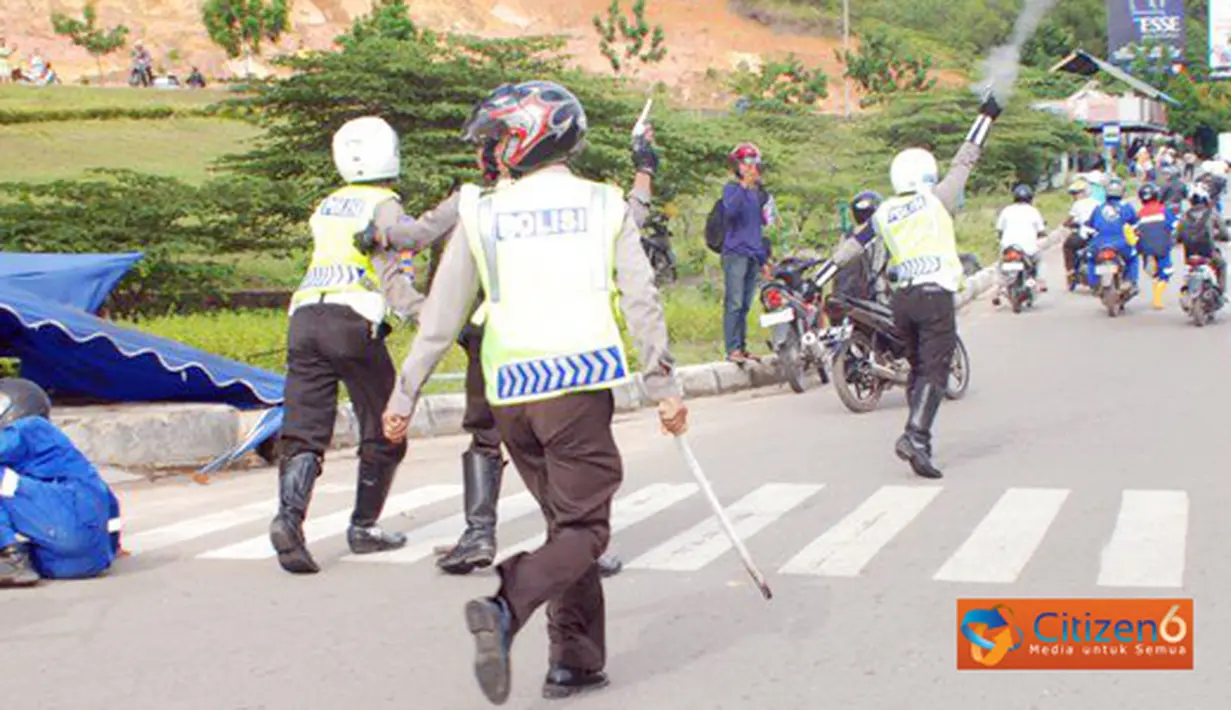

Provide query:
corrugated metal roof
left=1050, top=50, right=1179, bottom=105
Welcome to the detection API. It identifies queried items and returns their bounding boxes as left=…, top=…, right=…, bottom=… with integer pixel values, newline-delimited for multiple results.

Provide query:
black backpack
left=704, top=198, right=726, bottom=254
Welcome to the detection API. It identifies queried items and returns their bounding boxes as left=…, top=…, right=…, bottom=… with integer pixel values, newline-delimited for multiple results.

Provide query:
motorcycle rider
left=364, top=100, right=659, bottom=579
left=826, top=94, right=1002, bottom=479
left=1160, top=166, right=1187, bottom=212
left=1085, top=178, right=1140, bottom=296
left=1135, top=182, right=1179, bottom=310
left=1176, top=184, right=1230, bottom=296
left=992, top=183, right=1047, bottom=306
left=1063, top=179, right=1099, bottom=290
left=380, top=80, right=687, bottom=704
left=268, top=116, right=422, bottom=575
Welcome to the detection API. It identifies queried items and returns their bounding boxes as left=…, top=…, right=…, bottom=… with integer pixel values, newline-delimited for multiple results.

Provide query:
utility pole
left=843, top=0, right=851, bottom=118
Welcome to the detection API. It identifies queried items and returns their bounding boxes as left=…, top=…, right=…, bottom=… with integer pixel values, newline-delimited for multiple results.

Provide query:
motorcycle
left=1092, top=247, right=1135, bottom=317
left=998, top=246, right=1036, bottom=314
left=757, top=256, right=837, bottom=393
left=1178, top=254, right=1224, bottom=327
left=825, top=292, right=970, bottom=414
left=640, top=212, right=677, bottom=286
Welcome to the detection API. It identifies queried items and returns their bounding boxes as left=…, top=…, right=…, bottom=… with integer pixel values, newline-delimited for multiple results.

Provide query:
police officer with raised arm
left=825, top=95, right=1002, bottom=479
left=380, top=80, right=687, bottom=704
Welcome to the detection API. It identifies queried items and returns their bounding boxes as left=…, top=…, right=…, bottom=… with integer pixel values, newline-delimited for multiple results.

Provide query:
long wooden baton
left=673, top=435, right=773, bottom=600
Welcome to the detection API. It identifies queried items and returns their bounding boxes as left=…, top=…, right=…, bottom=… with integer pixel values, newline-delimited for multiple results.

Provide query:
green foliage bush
left=0, top=105, right=224, bottom=125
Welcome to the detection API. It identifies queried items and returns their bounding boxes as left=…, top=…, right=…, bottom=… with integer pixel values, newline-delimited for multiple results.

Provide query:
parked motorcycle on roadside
left=640, top=212, right=677, bottom=286
left=998, top=246, right=1037, bottom=314
left=825, top=292, right=971, bottom=414
left=757, top=256, right=838, bottom=393
left=1092, top=247, right=1137, bottom=317
left=1178, top=254, right=1224, bottom=326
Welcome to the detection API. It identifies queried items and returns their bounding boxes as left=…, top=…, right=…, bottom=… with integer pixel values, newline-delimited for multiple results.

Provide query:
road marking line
left=779, top=485, right=942, bottom=577
left=627, top=483, right=823, bottom=572
left=499, top=483, right=699, bottom=559
left=125, top=500, right=276, bottom=555
left=344, top=492, right=541, bottom=564
left=197, top=484, right=461, bottom=560
left=933, top=488, right=1069, bottom=584
left=1097, top=490, right=1188, bottom=588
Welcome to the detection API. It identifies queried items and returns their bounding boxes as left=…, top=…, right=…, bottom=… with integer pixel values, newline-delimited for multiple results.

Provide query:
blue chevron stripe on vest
left=495, top=346, right=627, bottom=401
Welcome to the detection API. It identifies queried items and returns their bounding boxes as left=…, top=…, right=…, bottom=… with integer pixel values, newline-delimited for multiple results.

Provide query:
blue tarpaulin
left=0, top=252, right=286, bottom=471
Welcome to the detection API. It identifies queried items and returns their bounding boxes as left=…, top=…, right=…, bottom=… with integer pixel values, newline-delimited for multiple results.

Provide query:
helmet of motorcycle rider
left=332, top=116, right=401, bottom=184
left=729, top=142, right=763, bottom=176
left=889, top=148, right=939, bottom=194
left=849, top=190, right=883, bottom=226
left=0, top=378, right=52, bottom=430
left=1105, top=178, right=1126, bottom=200
left=461, top=81, right=587, bottom=177
left=1138, top=182, right=1161, bottom=202
left=1190, top=183, right=1211, bottom=205
left=1067, top=178, right=1089, bottom=195
left=1012, top=184, right=1034, bottom=203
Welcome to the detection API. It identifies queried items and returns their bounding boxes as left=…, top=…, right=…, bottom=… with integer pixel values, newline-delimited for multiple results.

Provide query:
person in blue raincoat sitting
left=1085, top=178, right=1140, bottom=295
left=0, top=378, right=121, bottom=588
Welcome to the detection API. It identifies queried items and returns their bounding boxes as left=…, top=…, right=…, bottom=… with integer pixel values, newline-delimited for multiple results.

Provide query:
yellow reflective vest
left=290, top=184, right=396, bottom=324
left=458, top=172, right=631, bottom=406
left=873, top=191, right=965, bottom=293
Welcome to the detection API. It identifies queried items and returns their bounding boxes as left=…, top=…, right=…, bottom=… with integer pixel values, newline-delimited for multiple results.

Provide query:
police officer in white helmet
left=381, top=81, right=687, bottom=703
left=268, top=116, right=421, bottom=575
left=827, top=94, right=1002, bottom=479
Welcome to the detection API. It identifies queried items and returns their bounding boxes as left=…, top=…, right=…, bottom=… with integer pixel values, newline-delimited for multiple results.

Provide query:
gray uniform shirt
left=369, top=198, right=425, bottom=320
left=832, top=142, right=982, bottom=269
left=385, top=165, right=676, bottom=418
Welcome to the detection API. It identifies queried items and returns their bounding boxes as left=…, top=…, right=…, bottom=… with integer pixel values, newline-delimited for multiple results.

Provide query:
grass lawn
left=0, top=84, right=232, bottom=115
left=0, top=117, right=262, bottom=184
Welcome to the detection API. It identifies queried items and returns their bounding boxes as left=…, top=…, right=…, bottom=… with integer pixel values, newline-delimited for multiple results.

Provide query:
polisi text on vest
left=496, top=207, right=589, bottom=240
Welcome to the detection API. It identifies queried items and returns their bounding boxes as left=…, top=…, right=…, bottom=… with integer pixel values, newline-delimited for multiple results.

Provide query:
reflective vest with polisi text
left=290, top=184, right=395, bottom=324
left=873, top=191, right=964, bottom=293
left=458, top=172, right=631, bottom=406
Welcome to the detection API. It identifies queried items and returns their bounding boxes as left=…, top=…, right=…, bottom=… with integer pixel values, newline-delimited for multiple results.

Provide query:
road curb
left=61, top=235, right=1070, bottom=470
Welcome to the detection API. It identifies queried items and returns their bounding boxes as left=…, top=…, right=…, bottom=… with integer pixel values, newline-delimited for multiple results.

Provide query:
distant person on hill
left=186, top=66, right=206, bottom=89
left=130, top=42, right=153, bottom=87
left=0, top=37, right=15, bottom=84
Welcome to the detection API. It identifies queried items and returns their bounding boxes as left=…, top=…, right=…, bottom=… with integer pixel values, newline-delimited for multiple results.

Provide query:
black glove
left=979, top=93, right=1003, bottom=121
left=354, top=222, right=379, bottom=254
left=632, top=137, right=658, bottom=175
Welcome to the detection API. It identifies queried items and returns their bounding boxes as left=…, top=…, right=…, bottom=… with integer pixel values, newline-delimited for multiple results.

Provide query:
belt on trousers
left=291, top=291, right=391, bottom=337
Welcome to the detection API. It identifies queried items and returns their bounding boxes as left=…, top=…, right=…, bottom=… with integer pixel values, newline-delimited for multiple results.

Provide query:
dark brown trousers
left=460, top=324, right=502, bottom=458
left=492, top=390, right=623, bottom=672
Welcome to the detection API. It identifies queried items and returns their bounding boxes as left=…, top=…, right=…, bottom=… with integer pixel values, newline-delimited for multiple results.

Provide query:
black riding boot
left=894, top=382, right=944, bottom=479
left=269, top=451, right=322, bottom=574
left=438, top=451, right=502, bottom=575
left=348, top=459, right=408, bottom=554
left=0, top=543, right=41, bottom=588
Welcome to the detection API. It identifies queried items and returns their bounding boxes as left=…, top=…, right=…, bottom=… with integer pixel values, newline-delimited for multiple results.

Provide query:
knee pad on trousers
left=359, top=439, right=407, bottom=469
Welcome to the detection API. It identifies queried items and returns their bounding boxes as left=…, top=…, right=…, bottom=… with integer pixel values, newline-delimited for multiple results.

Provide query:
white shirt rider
left=997, top=203, right=1046, bottom=256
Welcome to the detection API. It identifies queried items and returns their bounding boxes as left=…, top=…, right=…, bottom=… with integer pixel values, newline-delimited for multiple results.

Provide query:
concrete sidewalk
left=54, top=230, right=1065, bottom=472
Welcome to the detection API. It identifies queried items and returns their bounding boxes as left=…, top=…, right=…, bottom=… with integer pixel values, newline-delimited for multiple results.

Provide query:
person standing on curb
left=268, top=116, right=421, bottom=575
left=826, top=95, right=1002, bottom=479
left=721, top=143, right=771, bottom=364
left=381, top=80, right=687, bottom=704
left=367, top=95, right=660, bottom=579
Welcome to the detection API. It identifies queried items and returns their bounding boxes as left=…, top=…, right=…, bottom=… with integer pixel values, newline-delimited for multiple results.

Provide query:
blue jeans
left=722, top=253, right=759, bottom=354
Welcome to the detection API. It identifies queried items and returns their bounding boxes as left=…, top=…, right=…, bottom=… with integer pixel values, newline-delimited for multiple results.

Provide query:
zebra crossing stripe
left=344, top=492, right=541, bottom=565
left=628, top=483, right=823, bottom=572
left=1097, top=490, right=1188, bottom=588
left=499, top=483, right=699, bottom=559
left=198, top=484, right=461, bottom=560
left=933, top=488, right=1069, bottom=584
left=124, top=500, right=275, bottom=555
left=779, top=485, right=941, bottom=577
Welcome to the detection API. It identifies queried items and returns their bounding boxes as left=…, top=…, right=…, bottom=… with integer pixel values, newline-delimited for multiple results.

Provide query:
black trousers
left=891, top=284, right=957, bottom=394
left=1063, top=233, right=1086, bottom=274
left=460, top=324, right=502, bottom=458
left=280, top=304, right=407, bottom=470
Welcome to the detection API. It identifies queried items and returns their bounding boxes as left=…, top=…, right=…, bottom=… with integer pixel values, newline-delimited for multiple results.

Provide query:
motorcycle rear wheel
left=778, top=331, right=808, bottom=394
left=944, top=336, right=971, bottom=400
left=833, top=330, right=884, bottom=413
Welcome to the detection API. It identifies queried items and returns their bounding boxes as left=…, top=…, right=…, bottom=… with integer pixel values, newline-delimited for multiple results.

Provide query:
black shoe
left=543, top=663, right=610, bottom=700
left=0, top=544, right=41, bottom=588
left=597, top=553, right=622, bottom=577
left=269, top=451, right=321, bottom=574
left=347, top=525, right=407, bottom=554
left=466, top=596, right=513, bottom=705
left=439, top=451, right=503, bottom=575
left=894, top=382, right=944, bottom=479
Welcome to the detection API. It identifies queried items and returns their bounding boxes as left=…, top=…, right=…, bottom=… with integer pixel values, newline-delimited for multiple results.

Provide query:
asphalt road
left=4, top=245, right=1228, bottom=710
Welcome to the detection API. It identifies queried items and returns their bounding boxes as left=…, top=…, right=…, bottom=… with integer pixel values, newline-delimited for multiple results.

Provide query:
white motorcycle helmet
left=332, top=116, right=401, bottom=184
left=890, top=148, right=939, bottom=194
